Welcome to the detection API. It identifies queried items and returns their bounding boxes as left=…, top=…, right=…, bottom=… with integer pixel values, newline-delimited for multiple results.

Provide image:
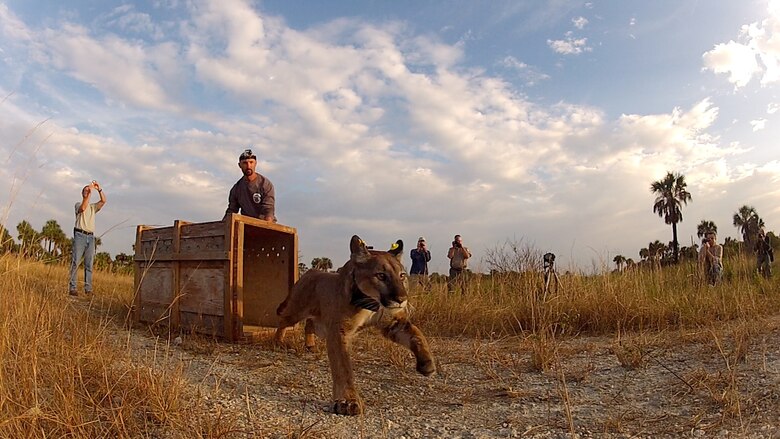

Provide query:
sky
left=1, top=0, right=779, bottom=274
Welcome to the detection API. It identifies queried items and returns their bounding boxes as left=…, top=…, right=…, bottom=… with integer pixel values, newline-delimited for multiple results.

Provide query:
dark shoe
left=68, top=290, right=78, bottom=296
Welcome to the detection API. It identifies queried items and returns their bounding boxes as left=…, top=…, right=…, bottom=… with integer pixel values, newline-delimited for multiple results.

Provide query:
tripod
left=542, top=252, right=561, bottom=299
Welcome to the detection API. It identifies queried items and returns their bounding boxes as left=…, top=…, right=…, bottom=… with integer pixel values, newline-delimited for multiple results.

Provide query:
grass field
left=1, top=252, right=778, bottom=437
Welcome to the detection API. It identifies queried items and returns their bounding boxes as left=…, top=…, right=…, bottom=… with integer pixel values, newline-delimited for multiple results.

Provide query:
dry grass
left=2, top=250, right=778, bottom=437
left=0, top=254, right=240, bottom=438
left=410, top=253, right=780, bottom=338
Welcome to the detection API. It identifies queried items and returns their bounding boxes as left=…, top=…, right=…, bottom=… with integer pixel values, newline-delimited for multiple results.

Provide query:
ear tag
left=390, top=242, right=399, bottom=251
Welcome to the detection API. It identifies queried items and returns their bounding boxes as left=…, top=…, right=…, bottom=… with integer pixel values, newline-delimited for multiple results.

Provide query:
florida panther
left=274, top=235, right=436, bottom=415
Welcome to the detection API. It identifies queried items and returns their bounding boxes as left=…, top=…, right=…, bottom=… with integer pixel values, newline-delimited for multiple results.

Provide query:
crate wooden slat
left=133, top=214, right=298, bottom=342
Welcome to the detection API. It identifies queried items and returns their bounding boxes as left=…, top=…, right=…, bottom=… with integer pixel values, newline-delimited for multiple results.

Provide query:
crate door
left=241, top=226, right=295, bottom=327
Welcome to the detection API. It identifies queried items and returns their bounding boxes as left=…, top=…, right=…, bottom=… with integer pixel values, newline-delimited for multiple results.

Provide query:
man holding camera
left=69, top=180, right=106, bottom=297
left=410, top=237, right=432, bottom=289
left=447, top=234, right=471, bottom=294
left=755, top=228, right=773, bottom=278
left=225, top=148, right=276, bottom=222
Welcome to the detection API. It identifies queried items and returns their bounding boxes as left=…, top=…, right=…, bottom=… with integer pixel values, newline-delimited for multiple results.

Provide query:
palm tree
left=651, top=172, right=692, bottom=264
left=696, top=220, right=718, bottom=239
left=732, top=205, right=764, bottom=250
left=639, top=247, right=649, bottom=261
left=613, top=254, right=627, bottom=271
left=679, top=245, right=699, bottom=260
left=0, top=225, right=18, bottom=253
left=16, top=220, right=41, bottom=258
left=311, top=257, right=333, bottom=271
left=56, top=236, right=73, bottom=263
left=648, top=240, right=667, bottom=268
left=41, top=219, right=64, bottom=254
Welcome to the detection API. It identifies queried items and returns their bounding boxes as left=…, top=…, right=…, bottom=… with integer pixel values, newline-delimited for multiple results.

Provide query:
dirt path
left=112, top=313, right=780, bottom=439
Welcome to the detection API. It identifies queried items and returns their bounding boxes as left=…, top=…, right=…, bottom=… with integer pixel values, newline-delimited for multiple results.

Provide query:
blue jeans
left=69, top=230, right=95, bottom=292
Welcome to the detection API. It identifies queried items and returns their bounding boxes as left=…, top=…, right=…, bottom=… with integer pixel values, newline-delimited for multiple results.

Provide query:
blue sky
left=1, top=0, right=779, bottom=273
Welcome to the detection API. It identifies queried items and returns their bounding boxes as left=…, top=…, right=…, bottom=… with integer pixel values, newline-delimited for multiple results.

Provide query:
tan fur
left=274, top=235, right=435, bottom=416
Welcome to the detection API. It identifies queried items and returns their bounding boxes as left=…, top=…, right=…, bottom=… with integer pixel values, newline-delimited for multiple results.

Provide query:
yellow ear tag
left=390, top=242, right=399, bottom=251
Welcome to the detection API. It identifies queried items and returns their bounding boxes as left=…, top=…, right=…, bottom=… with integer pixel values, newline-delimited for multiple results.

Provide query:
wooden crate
left=132, top=214, right=298, bottom=342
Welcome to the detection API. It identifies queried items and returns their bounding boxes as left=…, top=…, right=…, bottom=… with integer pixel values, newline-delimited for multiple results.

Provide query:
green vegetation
left=0, top=218, right=132, bottom=273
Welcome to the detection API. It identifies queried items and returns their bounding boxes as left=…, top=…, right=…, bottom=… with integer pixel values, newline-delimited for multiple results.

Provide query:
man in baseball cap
left=410, top=236, right=431, bottom=290
left=225, top=148, right=276, bottom=222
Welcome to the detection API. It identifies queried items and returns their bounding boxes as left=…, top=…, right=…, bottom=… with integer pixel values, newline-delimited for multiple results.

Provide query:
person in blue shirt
left=409, top=237, right=431, bottom=289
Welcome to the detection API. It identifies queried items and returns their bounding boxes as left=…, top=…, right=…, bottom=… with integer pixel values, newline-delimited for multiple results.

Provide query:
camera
left=543, top=252, right=556, bottom=269
left=453, top=241, right=462, bottom=248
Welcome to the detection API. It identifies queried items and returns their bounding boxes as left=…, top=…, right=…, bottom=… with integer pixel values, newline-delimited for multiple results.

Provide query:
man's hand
left=92, top=180, right=101, bottom=191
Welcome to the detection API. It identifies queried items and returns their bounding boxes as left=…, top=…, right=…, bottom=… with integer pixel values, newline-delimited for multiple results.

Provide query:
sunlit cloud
left=703, top=1, right=780, bottom=88
left=751, top=118, right=767, bottom=131
left=572, top=16, right=588, bottom=29
left=1, top=0, right=778, bottom=272
left=548, top=32, right=592, bottom=55
left=499, top=56, right=550, bottom=86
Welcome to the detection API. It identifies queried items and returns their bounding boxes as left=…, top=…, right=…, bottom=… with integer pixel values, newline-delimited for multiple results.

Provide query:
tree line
left=0, top=219, right=133, bottom=273
left=612, top=171, right=777, bottom=271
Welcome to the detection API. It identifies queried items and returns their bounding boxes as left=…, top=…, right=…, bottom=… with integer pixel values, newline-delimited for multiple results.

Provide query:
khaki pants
left=448, top=268, right=467, bottom=294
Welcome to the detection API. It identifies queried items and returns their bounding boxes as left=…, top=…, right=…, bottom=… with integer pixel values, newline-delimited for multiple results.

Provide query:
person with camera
left=447, top=234, right=471, bottom=294
left=410, top=237, right=432, bottom=289
left=225, top=148, right=276, bottom=222
left=69, top=180, right=106, bottom=297
left=755, top=227, right=773, bottom=278
left=698, top=231, right=723, bottom=286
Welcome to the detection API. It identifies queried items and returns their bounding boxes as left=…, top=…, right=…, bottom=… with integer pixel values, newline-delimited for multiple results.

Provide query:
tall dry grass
left=2, top=249, right=777, bottom=437
left=410, top=252, right=780, bottom=338
left=0, top=254, right=237, bottom=438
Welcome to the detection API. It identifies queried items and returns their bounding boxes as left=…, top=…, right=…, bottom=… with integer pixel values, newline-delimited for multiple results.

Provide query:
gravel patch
left=118, top=318, right=780, bottom=438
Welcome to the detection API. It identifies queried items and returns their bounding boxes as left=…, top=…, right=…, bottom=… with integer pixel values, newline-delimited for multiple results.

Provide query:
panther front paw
left=332, top=399, right=363, bottom=416
left=416, top=358, right=436, bottom=376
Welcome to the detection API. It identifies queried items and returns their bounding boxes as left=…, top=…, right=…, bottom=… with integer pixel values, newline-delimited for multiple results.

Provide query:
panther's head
left=349, top=235, right=408, bottom=310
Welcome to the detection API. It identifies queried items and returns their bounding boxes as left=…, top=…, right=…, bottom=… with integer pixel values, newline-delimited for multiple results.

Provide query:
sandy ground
left=115, top=313, right=780, bottom=439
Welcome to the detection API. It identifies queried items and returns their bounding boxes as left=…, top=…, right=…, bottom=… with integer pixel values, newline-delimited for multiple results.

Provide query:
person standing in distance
left=699, top=231, right=723, bottom=286
left=225, top=149, right=276, bottom=222
left=69, top=180, right=106, bottom=297
left=447, top=234, right=471, bottom=294
left=755, top=227, right=773, bottom=278
left=410, top=237, right=432, bottom=289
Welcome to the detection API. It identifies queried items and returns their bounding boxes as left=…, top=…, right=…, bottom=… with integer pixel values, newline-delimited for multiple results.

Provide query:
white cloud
left=499, top=56, right=550, bottom=85
left=702, top=40, right=761, bottom=88
left=547, top=32, right=592, bottom=55
left=751, top=118, right=767, bottom=131
left=572, top=16, right=588, bottom=29
left=1, top=0, right=778, bottom=272
left=703, top=1, right=780, bottom=88
left=0, top=4, right=33, bottom=42
left=768, top=102, right=779, bottom=114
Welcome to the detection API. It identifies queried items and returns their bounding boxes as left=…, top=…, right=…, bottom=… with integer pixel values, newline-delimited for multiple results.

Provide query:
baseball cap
left=418, top=237, right=426, bottom=242
left=239, top=149, right=257, bottom=161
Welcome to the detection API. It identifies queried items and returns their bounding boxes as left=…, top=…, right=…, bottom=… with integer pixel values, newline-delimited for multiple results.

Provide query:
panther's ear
left=388, top=239, right=403, bottom=261
left=350, top=235, right=371, bottom=264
